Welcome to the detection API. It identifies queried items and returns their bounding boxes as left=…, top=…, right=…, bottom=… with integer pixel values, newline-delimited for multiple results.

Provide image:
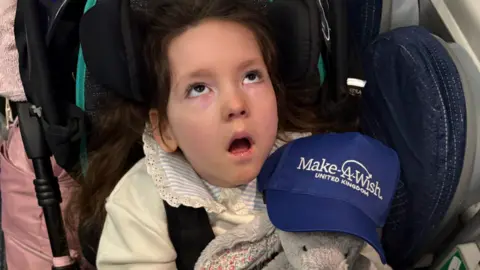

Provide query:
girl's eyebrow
left=172, top=69, right=213, bottom=90
left=236, top=58, right=262, bottom=72
left=183, top=69, right=214, bottom=81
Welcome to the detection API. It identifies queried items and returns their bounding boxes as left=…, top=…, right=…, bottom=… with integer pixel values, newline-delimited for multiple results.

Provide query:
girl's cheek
left=244, top=81, right=274, bottom=98
left=192, top=91, right=215, bottom=110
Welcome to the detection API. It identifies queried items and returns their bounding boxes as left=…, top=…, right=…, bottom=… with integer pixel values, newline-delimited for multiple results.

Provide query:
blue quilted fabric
left=360, top=26, right=466, bottom=268
left=347, top=0, right=383, bottom=51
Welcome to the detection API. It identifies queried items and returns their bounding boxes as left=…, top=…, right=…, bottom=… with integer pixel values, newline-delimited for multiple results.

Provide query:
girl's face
left=152, top=19, right=278, bottom=187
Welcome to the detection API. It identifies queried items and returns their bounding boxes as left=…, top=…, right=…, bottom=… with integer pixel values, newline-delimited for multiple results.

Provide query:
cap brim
left=265, top=189, right=387, bottom=264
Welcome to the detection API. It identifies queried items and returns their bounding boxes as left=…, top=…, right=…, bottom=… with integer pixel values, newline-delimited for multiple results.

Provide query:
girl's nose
left=222, top=88, right=249, bottom=121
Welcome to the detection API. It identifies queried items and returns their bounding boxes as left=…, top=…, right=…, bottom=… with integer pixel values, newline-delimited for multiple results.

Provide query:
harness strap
left=164, top=201, right=215, bottom=270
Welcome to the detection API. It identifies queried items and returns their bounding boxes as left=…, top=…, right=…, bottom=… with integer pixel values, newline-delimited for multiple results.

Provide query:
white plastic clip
left=347, top=78, right=367, bottom=96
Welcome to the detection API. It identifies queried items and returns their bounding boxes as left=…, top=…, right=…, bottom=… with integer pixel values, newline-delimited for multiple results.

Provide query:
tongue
left=229, top=139, right=250, bottom=154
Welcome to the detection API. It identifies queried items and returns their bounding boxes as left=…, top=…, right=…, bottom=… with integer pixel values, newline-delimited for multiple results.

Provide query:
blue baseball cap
left=257, top=132, right=400, bottom=264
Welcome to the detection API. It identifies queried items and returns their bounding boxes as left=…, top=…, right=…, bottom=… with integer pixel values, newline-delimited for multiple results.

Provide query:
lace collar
left=143, top=128, right=308, bottom=215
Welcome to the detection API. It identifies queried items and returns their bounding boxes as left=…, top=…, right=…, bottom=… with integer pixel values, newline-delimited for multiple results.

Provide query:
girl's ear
left=149, top=109, right=178, bottom=152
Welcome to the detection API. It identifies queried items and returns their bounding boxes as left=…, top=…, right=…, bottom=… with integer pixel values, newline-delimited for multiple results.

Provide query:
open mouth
left=228, top=137, right=253, bottom=155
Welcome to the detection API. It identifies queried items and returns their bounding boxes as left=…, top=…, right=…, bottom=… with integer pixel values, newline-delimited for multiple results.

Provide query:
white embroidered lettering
left=298, top=156, right=383, bottom=200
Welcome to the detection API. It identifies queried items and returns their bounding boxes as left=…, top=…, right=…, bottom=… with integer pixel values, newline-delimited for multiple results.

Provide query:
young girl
left=67, top=0, right=373, bottom=268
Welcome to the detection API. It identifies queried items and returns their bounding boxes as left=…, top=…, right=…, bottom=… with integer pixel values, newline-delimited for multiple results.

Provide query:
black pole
left=18, top=103, right=79, bottom=270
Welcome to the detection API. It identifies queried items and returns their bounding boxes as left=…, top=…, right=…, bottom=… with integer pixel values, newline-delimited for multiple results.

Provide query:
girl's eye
left=243, top=70, right=262, bottom=84
left=187, top=84, right=211, bottom=98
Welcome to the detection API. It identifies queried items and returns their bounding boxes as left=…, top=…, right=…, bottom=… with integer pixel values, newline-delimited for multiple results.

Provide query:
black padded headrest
left=266, top=0, right=321, bottom=84
left=80, top=0, right=146, bottom=102
left=80, top=0, right=322, bottom=103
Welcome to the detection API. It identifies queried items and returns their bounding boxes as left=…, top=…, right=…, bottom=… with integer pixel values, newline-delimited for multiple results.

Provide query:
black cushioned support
left=164, top=202, right=215, bottom=270
left=266, top=0, right=321, bottom=84
left=80, top=0, right=146, bottom=102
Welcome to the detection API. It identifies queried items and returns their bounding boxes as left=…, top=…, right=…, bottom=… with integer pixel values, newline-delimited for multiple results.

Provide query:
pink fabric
left=0, top=0, right=26, bottom=101
left=0, top=0, right=93, bottom=268
left=1, top=122, right=92, bottom=269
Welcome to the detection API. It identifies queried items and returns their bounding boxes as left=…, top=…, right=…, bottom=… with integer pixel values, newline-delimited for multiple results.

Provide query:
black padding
left=267, top=0, right=321, bottom=84
left=164, top=202, right=215, bottom=270
left=80, top=0, right=146, bottom=102
left=78, top=223, right=101, bottom=266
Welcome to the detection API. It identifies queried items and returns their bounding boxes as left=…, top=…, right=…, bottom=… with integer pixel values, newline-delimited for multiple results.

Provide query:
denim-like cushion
left=360, top=26, right=466, bottom=268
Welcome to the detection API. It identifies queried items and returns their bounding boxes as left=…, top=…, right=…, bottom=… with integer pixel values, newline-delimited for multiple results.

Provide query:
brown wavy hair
left=65, top=0, right=359, bottom=256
